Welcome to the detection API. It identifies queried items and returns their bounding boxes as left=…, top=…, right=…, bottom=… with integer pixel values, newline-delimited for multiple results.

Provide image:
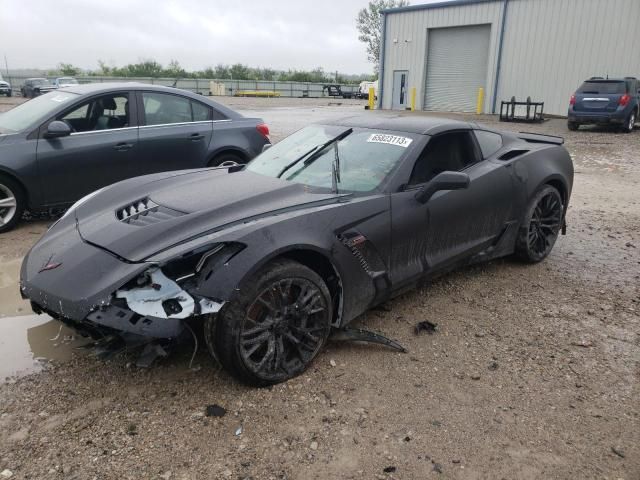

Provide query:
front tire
left=0, top=175, right=25, bottom=234
left=515, top=185, right=564, bottom=263
left=205, top=259, right=332, bottom=386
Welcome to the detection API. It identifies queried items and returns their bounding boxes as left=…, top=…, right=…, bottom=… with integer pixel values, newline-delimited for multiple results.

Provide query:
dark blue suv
left=568, top=77, right=639, bottom=133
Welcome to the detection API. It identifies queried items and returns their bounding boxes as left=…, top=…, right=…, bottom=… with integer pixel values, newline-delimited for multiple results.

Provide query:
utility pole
left=3, top=55, right=9, bottom=76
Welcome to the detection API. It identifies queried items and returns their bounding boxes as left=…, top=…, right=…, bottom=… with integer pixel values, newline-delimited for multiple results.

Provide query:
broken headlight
left=159, top=242, right=245, bottom=283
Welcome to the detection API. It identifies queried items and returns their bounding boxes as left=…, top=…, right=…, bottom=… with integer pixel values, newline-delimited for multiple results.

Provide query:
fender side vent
left=499, top=149, right=529, bottom=161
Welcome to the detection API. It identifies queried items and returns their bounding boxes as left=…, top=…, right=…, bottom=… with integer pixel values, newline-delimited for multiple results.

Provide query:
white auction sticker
left=367, top=133, right=413, bottom=148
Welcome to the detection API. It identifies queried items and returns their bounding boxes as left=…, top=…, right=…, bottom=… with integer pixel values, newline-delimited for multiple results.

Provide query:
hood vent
left=116, top=198, right=183, bottom=226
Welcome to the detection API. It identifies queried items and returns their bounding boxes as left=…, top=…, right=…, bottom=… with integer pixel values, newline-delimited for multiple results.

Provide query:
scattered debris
left=126, top=423, right=137, bottom=436
left=471, top=374, right=481, bottom=380
left=310, top=441, right=318, bottom=450
left=474, top=331, right=486, bottom=338
left=136, top=343, right=169, bottom=368
left=625, top=242, right=636, bottom=248
left=205, top=404, right=227, bottom=418
left=234, top=425, right=243, bottom=436
left=433, top=462, right=443, bottom=474
left=0, top=470, right=13, bottom=479
left=570, top=340, right=594, bottom=348
left=414, top=321, right=437, bottom=335
left=331, top=327, right=407, bottom=353
left=611, top=446, right=625, bottom=458
left=488, top=361, right=499, bottom=371
left=452, top=459, right=461, bottom=464
left=383, top=466, right=396, bottom=473
left=329, top=359, right=337, bottom=367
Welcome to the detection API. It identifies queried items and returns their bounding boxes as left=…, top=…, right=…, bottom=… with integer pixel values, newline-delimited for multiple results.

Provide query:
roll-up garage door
left=424, top=24, right=491, bottom=112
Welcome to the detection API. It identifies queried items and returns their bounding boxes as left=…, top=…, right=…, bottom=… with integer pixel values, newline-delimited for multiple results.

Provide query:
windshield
left=577, top=81, right=626, bottom=95
left=246, top=125, right=414, bottom=193
left=58, top=77, right=78, bottom=84
left=32, top=79, right=49, bottom=86
left=0, top=91, right=79, bottom=133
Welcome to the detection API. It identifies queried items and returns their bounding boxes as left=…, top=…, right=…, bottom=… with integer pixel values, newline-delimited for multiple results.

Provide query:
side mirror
left=262, top=143, right=272, bottom=153
left=415, top=171, right=470, bottom=204
left=45, top=120, right=71, bottom=139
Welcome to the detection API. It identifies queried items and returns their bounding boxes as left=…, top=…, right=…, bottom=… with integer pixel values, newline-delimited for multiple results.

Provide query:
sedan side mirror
left=45, top=120, right=71, bottom=139
left=415, top=171, right=470, bottom=204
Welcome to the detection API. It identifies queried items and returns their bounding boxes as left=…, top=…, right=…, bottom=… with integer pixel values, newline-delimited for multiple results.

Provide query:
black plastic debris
left=205, top=404, right=227, bottom=418
left=414, top=321, right=437, bottom=335
left=136, top=343, right=169, bottom=368
left=331, top=327, right=407, bottom=353
left=611, top=446, right=625, bottom=458
left=383, top=466, right=397, bottom=473
left=433, top=463, right=443, bottom=474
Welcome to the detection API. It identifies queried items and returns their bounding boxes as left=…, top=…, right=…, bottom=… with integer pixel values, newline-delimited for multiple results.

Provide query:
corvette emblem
left=38, top=258, right=63, bottom=273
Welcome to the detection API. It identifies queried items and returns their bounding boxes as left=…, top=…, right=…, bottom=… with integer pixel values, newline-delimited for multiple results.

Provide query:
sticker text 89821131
left=367, top=133, right=413, bottom=148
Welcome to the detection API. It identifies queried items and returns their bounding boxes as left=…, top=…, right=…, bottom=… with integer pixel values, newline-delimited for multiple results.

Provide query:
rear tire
left=567, top=121, right=579, bottom=131
left=515, top=185, right=564, bottom=263
left=208, top=152, right=244, bottom=168
left=621, top=111, right=636, bottom=133
left=204, top=259, right=332, bottom=386
left=0, top=175, right=25, bottom=234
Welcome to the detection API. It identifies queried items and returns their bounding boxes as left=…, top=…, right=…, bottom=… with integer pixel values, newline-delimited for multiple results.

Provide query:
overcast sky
left=0, top=0, right=445, bottom=74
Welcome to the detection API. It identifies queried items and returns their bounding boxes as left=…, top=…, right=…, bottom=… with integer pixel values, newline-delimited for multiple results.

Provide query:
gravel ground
left=0, top=96, right=638, bottom=479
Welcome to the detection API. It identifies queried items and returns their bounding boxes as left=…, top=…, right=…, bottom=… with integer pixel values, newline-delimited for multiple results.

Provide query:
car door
left=135, top=91, right=214, bottom=176
left=36, top=91, right=139, bottom=206
left=389, top=130, right=515, bottom=287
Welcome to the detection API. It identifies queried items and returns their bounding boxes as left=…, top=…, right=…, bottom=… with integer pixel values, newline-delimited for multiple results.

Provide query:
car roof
left=325, top=113, right=473, bottom=135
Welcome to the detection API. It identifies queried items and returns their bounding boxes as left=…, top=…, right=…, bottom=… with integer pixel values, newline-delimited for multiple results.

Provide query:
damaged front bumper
left=20, top=220, right=224, bottom=340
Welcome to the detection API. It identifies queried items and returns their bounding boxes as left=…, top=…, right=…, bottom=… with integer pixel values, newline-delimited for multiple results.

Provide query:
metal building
left=378, top=0, right=640, bottom=116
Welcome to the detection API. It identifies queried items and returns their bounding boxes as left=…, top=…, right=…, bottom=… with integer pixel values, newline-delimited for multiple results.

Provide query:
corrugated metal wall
left=497, top=0, right=640, bottom=116
left=381, top=0, right=640, bottom=116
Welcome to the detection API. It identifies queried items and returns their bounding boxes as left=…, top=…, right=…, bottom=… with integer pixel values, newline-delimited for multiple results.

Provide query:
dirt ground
left=0, top=96, right=638, bottom=479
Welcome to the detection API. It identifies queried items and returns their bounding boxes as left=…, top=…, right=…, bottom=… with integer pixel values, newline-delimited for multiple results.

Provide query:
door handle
left=113, top=142, right=133, bottom=151
left=189, top=133, right=205, bottom=141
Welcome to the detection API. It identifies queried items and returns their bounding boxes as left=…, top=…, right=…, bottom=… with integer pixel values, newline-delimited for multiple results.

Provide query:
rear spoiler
left=517, top=132, right=564, bottom=145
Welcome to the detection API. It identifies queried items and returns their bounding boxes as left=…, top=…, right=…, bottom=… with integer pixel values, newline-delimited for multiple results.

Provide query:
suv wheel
left=622, top=111, right=636, bottom=133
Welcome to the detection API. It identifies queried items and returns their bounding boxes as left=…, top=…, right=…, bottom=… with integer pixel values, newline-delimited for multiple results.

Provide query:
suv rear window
left=577, top=81, right=626, bottom=95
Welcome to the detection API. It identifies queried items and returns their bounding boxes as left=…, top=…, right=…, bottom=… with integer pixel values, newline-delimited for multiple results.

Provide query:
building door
left=424, top=24, right=491, bottom=112
left=392, top=70, right=409, bottom=110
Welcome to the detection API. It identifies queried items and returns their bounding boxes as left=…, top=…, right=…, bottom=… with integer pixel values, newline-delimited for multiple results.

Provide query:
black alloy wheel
left=205, top=259, right=332, bottom=386
left=516, top=185, right=564, bottom=263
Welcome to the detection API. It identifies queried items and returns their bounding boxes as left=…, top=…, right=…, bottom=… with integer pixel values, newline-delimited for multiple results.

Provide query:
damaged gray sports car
left=20, top=115, right=573, bottom=385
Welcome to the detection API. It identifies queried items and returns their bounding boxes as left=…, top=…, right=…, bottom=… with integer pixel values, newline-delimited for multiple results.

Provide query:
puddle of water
left=0, top=314, right=87, bottom=382
left=0, top=258, right=30, bottom=318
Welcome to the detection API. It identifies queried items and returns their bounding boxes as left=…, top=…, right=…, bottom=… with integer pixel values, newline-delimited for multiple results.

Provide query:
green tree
left=356, top=0, right=409, bottom=70
left=57, top=63, right=80, bottom=76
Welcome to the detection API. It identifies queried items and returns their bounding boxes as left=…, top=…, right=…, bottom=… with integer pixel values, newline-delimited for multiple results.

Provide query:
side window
left=57, top=94, right=130, bottom=133
left=191, top=100, right=212, bottom=122
left=409, top=131, right=481, bottom=185
left=211, top=107, right=228, bottom=121
left=142, top=92, right=192, bottom=126
left=474, top=130, right=503, bottom=158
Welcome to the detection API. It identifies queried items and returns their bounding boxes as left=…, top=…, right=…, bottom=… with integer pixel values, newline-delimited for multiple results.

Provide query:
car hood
left=75, top=168, right=342, bottom=262
left=0, top=81, right=9, bottom=87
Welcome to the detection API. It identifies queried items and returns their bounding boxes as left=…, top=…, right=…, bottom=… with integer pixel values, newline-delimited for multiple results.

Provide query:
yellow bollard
left=368, top=87, right=375, bottom=110
left=411, top=87, right=416, bottom=111
left=476, top=87, right=485, bottom=114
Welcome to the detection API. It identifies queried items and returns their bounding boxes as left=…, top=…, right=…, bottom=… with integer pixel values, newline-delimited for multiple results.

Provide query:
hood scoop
left=117, top=198, right=184, bottom=227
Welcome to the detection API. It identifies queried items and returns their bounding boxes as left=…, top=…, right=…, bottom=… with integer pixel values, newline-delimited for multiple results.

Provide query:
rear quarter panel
left=209, top=118, right=269, bottom=162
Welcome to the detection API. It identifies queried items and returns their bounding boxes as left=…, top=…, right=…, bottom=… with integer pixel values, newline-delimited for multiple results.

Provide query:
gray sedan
left=0, top=83, right=270, bottom=232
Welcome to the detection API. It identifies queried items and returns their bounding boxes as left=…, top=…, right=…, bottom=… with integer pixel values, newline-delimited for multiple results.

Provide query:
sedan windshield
left=246, top=125, right=414, bottom=193
left=0, top=91, right=79, bottom=133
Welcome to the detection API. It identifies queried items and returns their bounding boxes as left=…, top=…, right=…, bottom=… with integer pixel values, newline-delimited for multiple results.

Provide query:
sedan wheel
left=515, top=185, right=564, bottom=263
left=205, top=259, right=332, bottom=386
left=0, top=177, right=25, bottom=233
